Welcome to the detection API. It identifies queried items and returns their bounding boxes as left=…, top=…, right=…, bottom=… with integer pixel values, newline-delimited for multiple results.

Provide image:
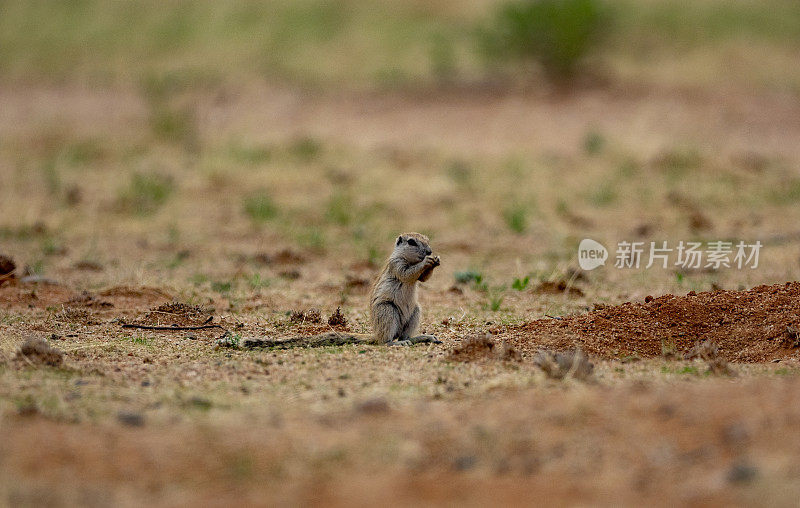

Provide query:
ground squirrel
left=243, top=232, right=441, bottom=348
left=369, top=232, right=441, bottom=345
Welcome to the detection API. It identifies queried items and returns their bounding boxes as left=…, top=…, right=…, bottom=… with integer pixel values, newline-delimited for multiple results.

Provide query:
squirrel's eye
left=407, top=239, right=417, bottom=247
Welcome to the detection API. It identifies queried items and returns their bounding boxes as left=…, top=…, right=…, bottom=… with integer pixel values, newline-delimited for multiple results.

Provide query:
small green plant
left=150, top=105, right=198, bottom=150
left=367, top=245, right=382, bottom=267
left=488, top=292, right=504, bottom=311
left=768, top=179, right=800, bottom=205
left=141, top=74, right=199, bottom=152
left=454, top=270, right=482, bottom=284
left=40, top=237, right=61, bottom=256
left=295, top=227, right=326, bottom=252
left=654, top=148, right=702, bottom=181
left=40, top=159, right=61, bottom=196
left=63, top=140, right=104, bottom=166
left=587, top=182, right=617, bottom=207
left=217, top=332, right=241, bottom=348
left=28, top=259, right=45, bottom=275
left=190, top=273, right=209, bottom=286
left=248, top=274, right=270, bottom=289
left=583, top=130, right=605, bottom=155
left=661, top=338, right=678, bottom=358
left=117, top=173, right=175, bottom=215
left=228, top=143, right=272, bottom=165
left=479, top=0, right=606, bottom=80
left=289, top=136, right=322, bottom=160
left=617, top=159, right=640, bottom=178
left=429, top=32, right=458, bottom=81
left=189, top=397, right=213, bottom=411
left=512, top=275, right=530, bottom=291
left=661, top=365, right=700, bottom=375
left=128, top=335, right=150, bottom=346
left=503, top=204, right=528, bottom=234
left=243, top=191, right=278, bottom=222
left=325, top=191, right=352, bottom=225
left=446, top=159, right=473, bottom=188
left=212, top=281, right=233, bottom=293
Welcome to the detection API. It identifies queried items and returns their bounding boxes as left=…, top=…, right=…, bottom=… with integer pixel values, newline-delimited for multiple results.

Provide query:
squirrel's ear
left=396, top=236, right=403, bottom=245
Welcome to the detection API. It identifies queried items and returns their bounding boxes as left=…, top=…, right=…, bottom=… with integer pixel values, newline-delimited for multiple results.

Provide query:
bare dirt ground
left=2, top=77, right=800, bottom=505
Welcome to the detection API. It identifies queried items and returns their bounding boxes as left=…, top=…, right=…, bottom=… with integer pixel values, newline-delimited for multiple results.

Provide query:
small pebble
left=117, top=411, right=145, bottom=427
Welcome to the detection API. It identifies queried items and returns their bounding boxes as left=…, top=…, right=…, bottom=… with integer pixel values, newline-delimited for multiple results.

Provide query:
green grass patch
left=478, top=0, right=607, bottom=79
left=116, top=172, right=175, bottom=215
left=503, top=204, right=529, bottom=234
left=243, top=191, right=278, bottom=222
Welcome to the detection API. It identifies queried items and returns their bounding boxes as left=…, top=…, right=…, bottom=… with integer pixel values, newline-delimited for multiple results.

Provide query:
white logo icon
left=578, top=238, right=608, bottom=270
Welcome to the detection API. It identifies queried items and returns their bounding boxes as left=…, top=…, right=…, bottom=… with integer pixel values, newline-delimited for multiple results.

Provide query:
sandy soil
left=2, top=76, right=800, bottom=505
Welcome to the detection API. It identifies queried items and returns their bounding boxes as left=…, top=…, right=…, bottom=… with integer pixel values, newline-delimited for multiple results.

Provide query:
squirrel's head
left=394, top=232, right=432, bottom=263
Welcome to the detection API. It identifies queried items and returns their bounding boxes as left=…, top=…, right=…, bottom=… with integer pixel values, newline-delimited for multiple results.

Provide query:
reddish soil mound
left=0, top=281, right=77, bottom=308
left=0, top=283, right=172, bottom=312
left=507, top=282, right=800, bottom=362
left=98, top=286, right=172, bottom=308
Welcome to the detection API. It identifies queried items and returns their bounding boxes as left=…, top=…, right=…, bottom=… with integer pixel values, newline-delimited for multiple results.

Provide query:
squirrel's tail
left=243, top=332, right=374, bottom=349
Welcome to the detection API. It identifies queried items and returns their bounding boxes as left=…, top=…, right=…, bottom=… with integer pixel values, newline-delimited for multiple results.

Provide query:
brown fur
left=369, top=232, right=440, bottom=344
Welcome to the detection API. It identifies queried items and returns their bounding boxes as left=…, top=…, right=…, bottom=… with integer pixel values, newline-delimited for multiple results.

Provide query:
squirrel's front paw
left=423, top=255, right=440, bottom=268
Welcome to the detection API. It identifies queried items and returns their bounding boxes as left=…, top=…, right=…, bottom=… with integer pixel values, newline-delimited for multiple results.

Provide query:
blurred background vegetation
left=1, top=0, right=799, bottom=90
left=1, top=0, right=799, bottom=301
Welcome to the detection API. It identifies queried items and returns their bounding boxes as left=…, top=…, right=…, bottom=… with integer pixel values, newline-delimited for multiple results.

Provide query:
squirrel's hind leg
left=372, top=302, right=401, bottom=344
left=389, top=306, right=441, bottom=346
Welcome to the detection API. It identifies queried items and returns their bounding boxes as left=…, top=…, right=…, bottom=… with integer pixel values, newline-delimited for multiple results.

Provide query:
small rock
left=17, top=404, right=38, bottom=417
left=356, top=397, right=390, bottom=415
left=453, top=455, right=477, bottom=471
left=0, top=255, right=15, bottom=276
left=189, top=397, right=212, bottom=410
left=15, top=338, right=65, bottom=367
left=726, top=462, right=757, bottom=484
left=534, top=349, right=594, bottom=381
left=117, top=411, right=145, bottom=427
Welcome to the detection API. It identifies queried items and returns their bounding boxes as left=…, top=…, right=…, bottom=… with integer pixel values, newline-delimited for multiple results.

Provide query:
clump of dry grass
left=328, top=307, right=347, bottom=327
left=684, top=339, right=736, bottom=376
left=154, top=302, right=205, bottom=315
left=54, top=306, right=90, bottom=323
left=139, top=302, right=212, bottom=327
left=355, top=397, right=390, bottom=415
left=533, top=349, right=593, bottom=380
left=15, top=337, right=65, bottom=367
left=290, top=308, right=322, bottom=324
left=785, top=326, right=799, bottom=348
